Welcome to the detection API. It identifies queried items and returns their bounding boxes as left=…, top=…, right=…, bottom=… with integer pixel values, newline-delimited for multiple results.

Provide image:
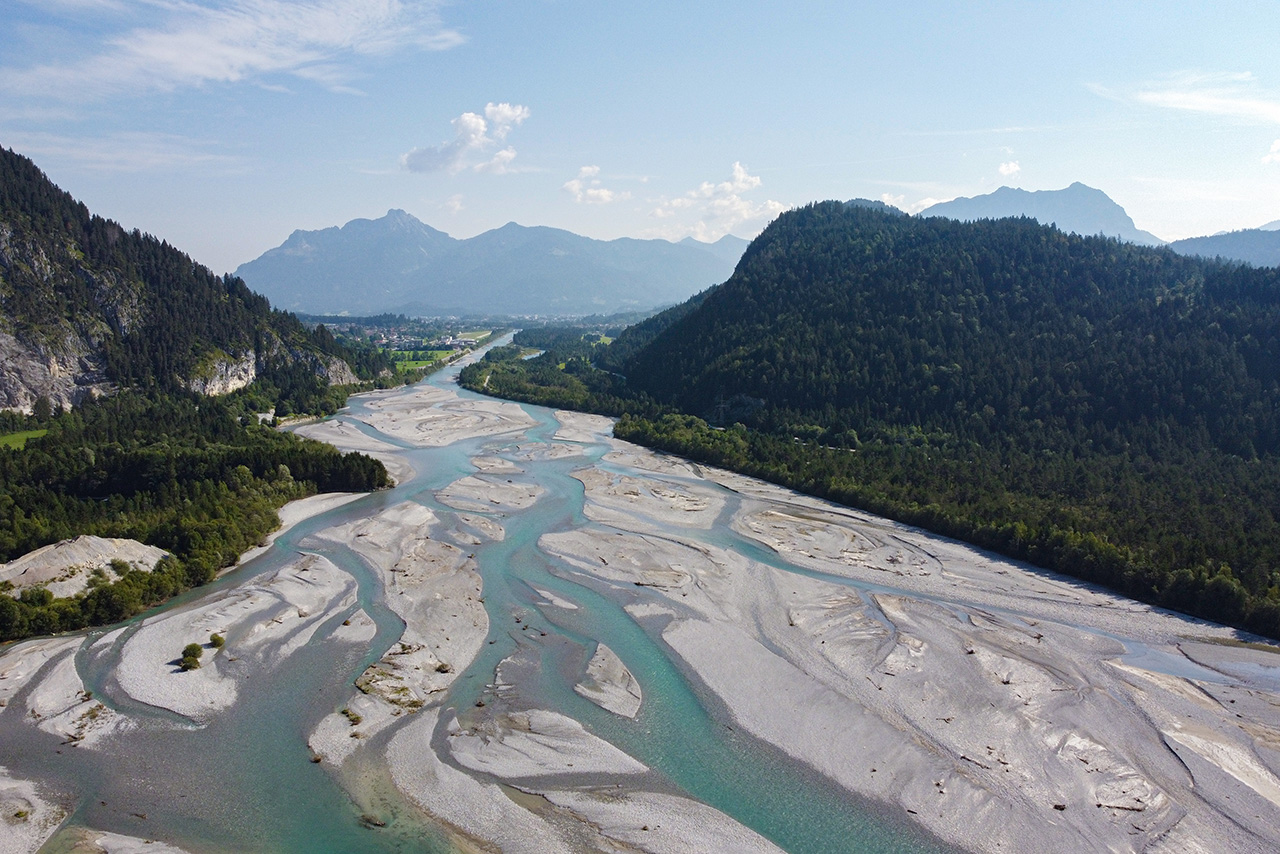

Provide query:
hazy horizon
left=3, top=1, right=1278, bottom=273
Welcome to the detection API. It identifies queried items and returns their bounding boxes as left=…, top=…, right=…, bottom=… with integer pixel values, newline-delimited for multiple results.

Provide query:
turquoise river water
left=0, top=349, right=958, bottom=854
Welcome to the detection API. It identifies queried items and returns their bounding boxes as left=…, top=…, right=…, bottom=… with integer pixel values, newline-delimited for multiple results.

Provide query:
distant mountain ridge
left=236, top=211, right=750, bottom=316
left=1169, top=229, right=1280, bottom=269
left=921, top=183, right=1166, bottom=246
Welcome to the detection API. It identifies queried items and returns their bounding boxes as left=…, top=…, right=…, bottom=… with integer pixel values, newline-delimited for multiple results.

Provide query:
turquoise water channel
left=0, top=349, right=956, bottom=854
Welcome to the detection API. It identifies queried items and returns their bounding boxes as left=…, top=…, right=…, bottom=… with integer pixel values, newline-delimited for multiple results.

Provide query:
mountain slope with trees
left=1169, top=229, right=1280, bottom=268
left=466, top=202, right=1280, bottom=638
left=0, top=145, right=387, bottom=414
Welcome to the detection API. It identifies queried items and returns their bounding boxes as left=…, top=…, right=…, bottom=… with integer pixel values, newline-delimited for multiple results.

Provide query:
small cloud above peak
left=563, top=165, right=629, bottom=204
left=402, top=103, right=530, bottom=175
left=650, top=162, right=784, bottom=241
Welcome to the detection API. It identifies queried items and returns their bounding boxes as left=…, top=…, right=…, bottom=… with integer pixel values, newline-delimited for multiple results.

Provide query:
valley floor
left=2, top=358, right=1279, bottom=854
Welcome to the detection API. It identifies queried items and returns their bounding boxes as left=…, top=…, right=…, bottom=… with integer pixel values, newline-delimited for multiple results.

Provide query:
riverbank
left=4, top=358, right=1279, bottom=853
left=540, top=416, right=1280, bottom=853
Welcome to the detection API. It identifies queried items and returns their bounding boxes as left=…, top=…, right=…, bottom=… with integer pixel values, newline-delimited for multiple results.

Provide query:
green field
left=0, top=429, right=48, bottom=449
left=392, top=350, right=454, bottom=369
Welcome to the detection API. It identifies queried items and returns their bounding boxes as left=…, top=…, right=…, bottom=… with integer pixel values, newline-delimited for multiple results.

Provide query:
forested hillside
left=464, top=202, right=1280, bottom=638
left=0, top=145, right=389, bottom=413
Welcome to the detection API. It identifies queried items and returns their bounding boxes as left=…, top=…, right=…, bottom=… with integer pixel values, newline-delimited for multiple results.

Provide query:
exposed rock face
left=0, top=329, right=114, bottom=413
left=188, top=351, right=258, bottom=396
left=322, top=355, right=359, bottom=386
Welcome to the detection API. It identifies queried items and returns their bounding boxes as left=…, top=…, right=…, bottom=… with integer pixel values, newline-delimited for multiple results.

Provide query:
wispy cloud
left=1264, top=139, right=1280, bottom=165
left=1103, top=71, right=1280, bottom=125
left=563, top=165, right=630, bottom=204
left=1, top=130, right=241, bottom=172
left=650, top=162, right=785, bottom=241
left=401, top=103, right=530, bottom=175
left=1, top=0, right=463, bottom=100
left=879, top=193, right=948, bottom=214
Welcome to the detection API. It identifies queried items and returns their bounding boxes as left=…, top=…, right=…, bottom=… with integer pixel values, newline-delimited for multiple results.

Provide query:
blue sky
left=3, top=1, right=1279, bottom=273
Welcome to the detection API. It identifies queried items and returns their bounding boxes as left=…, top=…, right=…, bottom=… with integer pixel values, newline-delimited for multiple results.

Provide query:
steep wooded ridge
left=0, top=147, right=393, bottom=641
left=0, top=146, right=379, bottom=413
left=466, top=202, right=1280, bottom=637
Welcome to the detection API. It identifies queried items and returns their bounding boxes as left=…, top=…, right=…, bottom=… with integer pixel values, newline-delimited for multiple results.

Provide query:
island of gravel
left=2, top=357, right=1280, bottom=853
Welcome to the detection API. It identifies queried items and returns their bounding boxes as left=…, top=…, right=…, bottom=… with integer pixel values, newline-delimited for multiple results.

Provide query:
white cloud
left=401, top=103, right=530, bottom=175
left=650, top=162, right=785, bottom=241
left=1123, top=71, right=1280, bottom=125
left=476, top=146, right=518, bottom=175
left=563, top=165, right=630, bottom=204
left=1, top=0, right=464, bottom=100
left=443, top=194, right=464, bottom=213
left=484, top=102, right=531, bottom=139
left=1264, top=139, right=1280, bottom=165
left=1, top=129, right=240, bottom=172
left=881, top=193, right=948, bottom=214
left=998, top=160, right=1021, bottom=178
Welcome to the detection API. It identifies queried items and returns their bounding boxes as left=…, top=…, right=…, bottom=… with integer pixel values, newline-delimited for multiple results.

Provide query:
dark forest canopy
left=464, top=202, right=1280, bottom=639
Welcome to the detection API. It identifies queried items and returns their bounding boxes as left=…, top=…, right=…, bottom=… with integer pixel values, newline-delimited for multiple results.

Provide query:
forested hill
left=624, top=202, right=1280, bottom=461
left=0, top=146, right=386, bottom=413
left=466, top=200, right=1280, bottom=637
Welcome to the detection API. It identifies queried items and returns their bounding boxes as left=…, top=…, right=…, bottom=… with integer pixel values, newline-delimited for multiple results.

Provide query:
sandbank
left=235, top=491, right=364, bottom=566
left=541, top=429, right=1280, bottom=853
left=574, top=642, right=642, bottom=718
left=114, top=552, right=357, bottom=721
left=0, top=765, right=64, bottom=854
left=0, top=537, right=167, bottom=598
left=436, top=474, right=545, bottom=513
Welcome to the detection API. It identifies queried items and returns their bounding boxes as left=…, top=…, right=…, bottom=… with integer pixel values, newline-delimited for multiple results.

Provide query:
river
left=3, top=341, right=1277, bottom=854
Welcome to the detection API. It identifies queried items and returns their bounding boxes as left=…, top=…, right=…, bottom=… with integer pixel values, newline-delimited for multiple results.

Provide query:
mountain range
left=1168, top=229, right=1280, bottom=268
left=235, top=211, right=749, bottom=316
left=918, top=182, right=1166, bottom=245
left=918, top=183, right=1280, bottom=268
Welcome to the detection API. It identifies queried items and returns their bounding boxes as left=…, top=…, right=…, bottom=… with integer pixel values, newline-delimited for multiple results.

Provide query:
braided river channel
left=5, top=337, right=1279, bottom=854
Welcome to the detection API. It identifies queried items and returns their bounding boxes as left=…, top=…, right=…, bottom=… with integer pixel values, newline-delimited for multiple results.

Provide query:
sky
left=2, top=0, right=1279, bottom=274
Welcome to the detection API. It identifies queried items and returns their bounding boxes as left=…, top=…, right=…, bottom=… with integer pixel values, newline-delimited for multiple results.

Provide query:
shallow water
left=0, top=346, right=956, bottom=854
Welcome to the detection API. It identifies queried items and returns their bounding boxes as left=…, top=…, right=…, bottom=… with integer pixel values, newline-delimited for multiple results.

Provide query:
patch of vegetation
left=179, top=642, right=203, bottom=671
left=0, top=429, right=47, bottom=450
